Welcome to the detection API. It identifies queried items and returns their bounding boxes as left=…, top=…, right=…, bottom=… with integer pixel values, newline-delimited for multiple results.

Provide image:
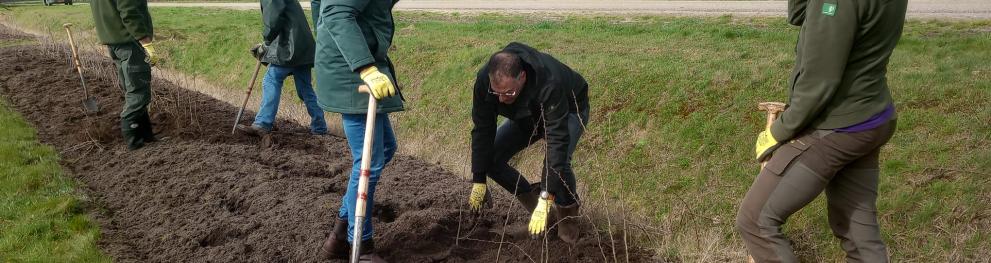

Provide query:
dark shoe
left=122, top=120, right=145, bottom=150
left=319, top=219, right=349, bottom=259
left=138, top=112, right=157, bottom=142
left=554, top=202, right=581, bottom=244
left=236, top=124, right=270, bottom=137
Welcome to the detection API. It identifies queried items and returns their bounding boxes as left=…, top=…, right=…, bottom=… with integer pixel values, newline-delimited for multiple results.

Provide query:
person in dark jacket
left=236, top=0, right=326, bottom=136
left=90, top=0, right=158, bottom=150
left=315, top=0, right=399, bottom=261
left=468, top=42, right=589, bottom=244
left=737, top=0, right=907, bottom=262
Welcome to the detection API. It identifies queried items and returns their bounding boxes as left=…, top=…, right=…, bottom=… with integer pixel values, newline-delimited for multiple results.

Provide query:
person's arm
left=771, top=0, right=857, bottom=142
left=788, top=0, right=810, bottom=26
left=320, top=0, right=375, bottom=71
left=261, top=0, right=287, bottom=43
left=116, top=0, right=153, bottom=41
left=471, top=73, right=498, bottom=183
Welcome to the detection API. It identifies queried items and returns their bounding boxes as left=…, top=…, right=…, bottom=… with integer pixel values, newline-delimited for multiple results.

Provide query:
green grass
left=2, top=6, right=990, bottom=261
left=0, top=101, right=110, bottom=262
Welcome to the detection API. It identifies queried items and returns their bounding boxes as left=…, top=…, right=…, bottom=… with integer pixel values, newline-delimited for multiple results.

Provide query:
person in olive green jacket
left=737, top=0, right=907, bottom=262
left=235, top=0, right=326, bottom=136
left=90, top=0, right=160, bottom=150
left=314, top=0, right=399, bottom=261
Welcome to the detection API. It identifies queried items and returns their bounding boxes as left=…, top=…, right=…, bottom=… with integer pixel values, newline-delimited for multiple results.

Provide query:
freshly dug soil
left=0, top=29, right=652, bottom=262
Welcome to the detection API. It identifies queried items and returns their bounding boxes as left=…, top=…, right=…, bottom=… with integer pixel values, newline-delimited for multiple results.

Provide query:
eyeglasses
left=488, top=89, right=518, bottom=96
left=488, top=73, right=523, bottom=96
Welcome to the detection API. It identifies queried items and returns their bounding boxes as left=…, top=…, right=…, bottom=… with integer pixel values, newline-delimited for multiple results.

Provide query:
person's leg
left=738, top=122, right=895, bottom=262
left=547, top=110, right=589, bottom=206
left=380, top=114, right=397, bottom=165
left=826, top=150, right=888, bottom=263
left=825, top=120, right=896, bottom=263
left=485, top=119, right=543, bottom=196
left=252, top=65, right=289, bottom=131
left=291, top=66, right=327, bottom=134
left=550, top=110, right=589, bottom=243
left=111, top=43, right=152, bottom=150
left=737, top=131, right=834, bottom=263
left=338, top=113, right=388, bottom=242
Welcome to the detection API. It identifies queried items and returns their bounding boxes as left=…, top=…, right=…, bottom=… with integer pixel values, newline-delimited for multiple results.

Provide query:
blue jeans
left=253, top=64, right=327, bottom=134
left=338, top=113, right=397, bottom=242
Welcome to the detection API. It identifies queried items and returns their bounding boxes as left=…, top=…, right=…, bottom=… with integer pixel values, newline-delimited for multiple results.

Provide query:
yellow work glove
left=755, top=129, right=780, bottom=162
left=468, top=183, right=487, bottom=212
left=141, top=42, right=159, bottom=66
left=359, top=66, right=396, bottom=100
left=528, top=191, right=553, bottom=236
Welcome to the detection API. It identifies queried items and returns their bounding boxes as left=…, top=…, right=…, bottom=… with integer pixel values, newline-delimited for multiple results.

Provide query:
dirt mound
left=0, top=31, right=653, bottom=262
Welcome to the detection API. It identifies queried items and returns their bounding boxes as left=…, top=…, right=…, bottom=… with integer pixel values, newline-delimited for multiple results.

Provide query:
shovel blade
left=83, top=98, right=99, bottom=113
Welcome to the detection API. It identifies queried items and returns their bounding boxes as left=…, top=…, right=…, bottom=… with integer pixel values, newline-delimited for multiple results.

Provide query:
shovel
left=63, top=23, right=99, bottom=113
left=231, top=59, right=264, bottom=134
left=350, top=85, right=375, bottom=263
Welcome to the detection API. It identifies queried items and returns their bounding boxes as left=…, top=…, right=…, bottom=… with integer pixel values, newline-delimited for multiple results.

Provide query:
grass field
left=1, top=5, right=989, bottom=261
left=0, top=93, right=109, bottom=261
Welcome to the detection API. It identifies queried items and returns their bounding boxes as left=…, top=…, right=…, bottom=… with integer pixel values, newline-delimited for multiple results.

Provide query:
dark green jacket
left=470, top=42, right=589, bottom=178
left=90, top=0, right=153, bottom=45
left=313, top=0, right=403, bottom=114
left=771, top=0, right=907, bottom=141
left=260, top=0, right=315, bottom=67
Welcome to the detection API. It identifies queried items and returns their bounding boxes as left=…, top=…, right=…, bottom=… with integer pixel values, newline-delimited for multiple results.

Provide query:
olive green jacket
left=90, top=0, right=153, bottom=45
left=771, top=0, right=906, bottom=141
left=313, top=0, right=403, bottom=114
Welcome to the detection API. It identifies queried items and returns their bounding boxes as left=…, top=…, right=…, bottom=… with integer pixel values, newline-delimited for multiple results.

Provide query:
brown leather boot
left=319, top=219, right=348, bottom=259
left=554, top=203, right=581, bottom=244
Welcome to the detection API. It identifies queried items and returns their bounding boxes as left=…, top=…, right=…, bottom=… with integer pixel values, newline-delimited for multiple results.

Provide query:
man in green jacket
left=235, top=0, right=326, bottom=136
left=737, top=0, right=907, bottom=262
left=314, top=0, right=399, bottom=261
left=90, top=0, right=159, bottom=150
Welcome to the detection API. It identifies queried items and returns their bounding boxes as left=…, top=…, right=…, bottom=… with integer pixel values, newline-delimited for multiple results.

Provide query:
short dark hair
left=486, top=51, right=523, bottom=79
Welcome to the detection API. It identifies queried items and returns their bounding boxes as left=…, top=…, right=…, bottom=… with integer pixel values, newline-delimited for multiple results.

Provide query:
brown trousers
left=737, top=120, right=896, bottom=263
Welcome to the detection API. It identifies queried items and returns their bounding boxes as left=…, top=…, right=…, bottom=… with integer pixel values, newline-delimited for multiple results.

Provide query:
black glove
left=250, top=43, right=266, bottom=61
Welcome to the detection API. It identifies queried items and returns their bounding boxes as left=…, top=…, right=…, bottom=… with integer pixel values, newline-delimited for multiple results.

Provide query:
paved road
left=149, top=0, right=991, bottom=19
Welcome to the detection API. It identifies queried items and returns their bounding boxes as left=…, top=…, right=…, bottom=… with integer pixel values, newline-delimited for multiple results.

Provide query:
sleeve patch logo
left=822, top=3, right=837, bottom=16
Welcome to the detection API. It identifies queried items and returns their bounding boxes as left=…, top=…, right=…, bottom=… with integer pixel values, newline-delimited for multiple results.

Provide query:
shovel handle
left=232, top=60, right=264, bottom=134
left=350, top=84, right=374, bottom=263
left=63, top=24, right=81, bottom=68
left=62, top=23, right=94, bottom=102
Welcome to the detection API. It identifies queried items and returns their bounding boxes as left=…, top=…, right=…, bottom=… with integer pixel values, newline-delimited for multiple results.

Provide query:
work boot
left=138, top=112, right=157, bottom=142
left=121, top=119, right=145, bottom=150
left=236, top=124, right=270, bottom=137
left=357, top=239, right=387, bottom=263
left=516, top=183, right=541, bottom=212
left=554, top=202, right=581, bottom=244
left=319, top=218, right=348, bottom=259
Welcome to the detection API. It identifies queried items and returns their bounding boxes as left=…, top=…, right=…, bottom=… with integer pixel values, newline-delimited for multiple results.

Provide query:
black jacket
left=471, top=42, right=589, bottom=178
